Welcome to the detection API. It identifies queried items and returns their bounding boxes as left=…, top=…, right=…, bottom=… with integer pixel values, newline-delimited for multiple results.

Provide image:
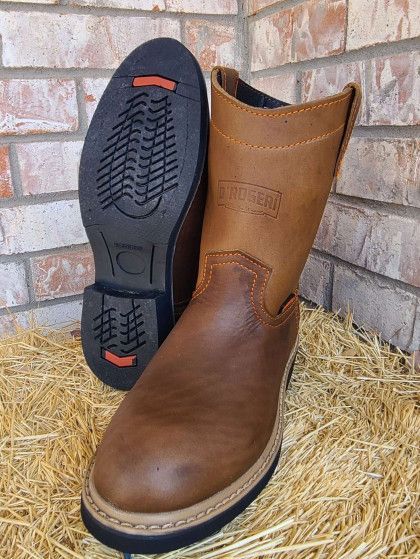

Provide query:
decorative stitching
left=194, top=251, right=258, bottom=296
left=192, top=252, right=297, bottom=328
left=83, top=340, right=299, bottom=531
left=194, top=252, right=268, bottom=300
left=194, top=261, right=295, bottom=329
left=212, top=83, right=351, bottom=118
left=210, top=121, right=345, bottom=150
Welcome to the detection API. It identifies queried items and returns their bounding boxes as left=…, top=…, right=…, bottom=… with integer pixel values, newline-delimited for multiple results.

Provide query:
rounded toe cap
left=92, top=426, right=221, bottom=514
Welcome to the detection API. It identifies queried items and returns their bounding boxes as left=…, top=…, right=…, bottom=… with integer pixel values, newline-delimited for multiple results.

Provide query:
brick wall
left=248, top=0, right=419, bottom=353
left=0, top=0, right=243, bottom=334
left=0, top=0, right=418, bottom=354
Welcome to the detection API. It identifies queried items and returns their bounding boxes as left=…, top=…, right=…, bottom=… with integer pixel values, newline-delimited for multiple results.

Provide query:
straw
left=1, top=304, right=418, bottom=558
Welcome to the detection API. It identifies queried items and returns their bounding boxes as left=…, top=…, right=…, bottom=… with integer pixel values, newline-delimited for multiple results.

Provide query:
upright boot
left=79, top=38, right=208, bottom=390
left=81, top=67, right=361, bottom=554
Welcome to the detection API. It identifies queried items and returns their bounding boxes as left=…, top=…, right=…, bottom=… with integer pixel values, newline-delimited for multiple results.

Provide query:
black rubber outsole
left=79, top=38, right=209, bottom=390
left=81, top=357, right=297, bottom=555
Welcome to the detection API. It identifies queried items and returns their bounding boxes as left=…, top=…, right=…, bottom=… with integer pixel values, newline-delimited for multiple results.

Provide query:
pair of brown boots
left=79, top=38, right=360, bottom=555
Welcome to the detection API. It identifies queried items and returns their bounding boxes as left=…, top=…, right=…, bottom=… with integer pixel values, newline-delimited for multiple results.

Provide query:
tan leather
left=87, top=69, right=359, bottom=521
left=199, top=67, right=361, bottom=314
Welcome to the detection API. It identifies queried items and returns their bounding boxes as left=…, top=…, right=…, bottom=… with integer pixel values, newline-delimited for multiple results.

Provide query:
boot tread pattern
left=93, top=295, right=146, bottom=355
left=96, top=92, right=179, bottom=215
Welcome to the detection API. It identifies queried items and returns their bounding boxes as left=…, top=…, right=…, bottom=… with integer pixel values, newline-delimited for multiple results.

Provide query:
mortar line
left=7, top=144, right=24, bottom=198
left=23, top=256, right=36, bottom=305
left=249, top=36, right=419, bottom=78
left=0, top=243, right=92, bottom=266
left=344, top=0, right=349, bottom=52
left=326, top=257, right=334, bottom=311
left=75, top=77, right=90, bottom=136
left=247, top=0, right=307, bottom=20
left=310, top=248, right=420, bottom=298
left=238, top=0, right=250, bottom=80
left=0, top=190, right=80, bottom=210
left=351, top=126, right=420, bottom=139
left=0, top=3, right=239, bottom=19
left=329, top=192, right=420, bottom=220
left=0, top=68, right=115, bottom=79
left=0, top=293, right=84, bottom=320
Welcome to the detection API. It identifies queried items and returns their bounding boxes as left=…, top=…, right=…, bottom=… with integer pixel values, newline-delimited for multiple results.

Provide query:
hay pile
left=1, top=305, right=418, bottom=559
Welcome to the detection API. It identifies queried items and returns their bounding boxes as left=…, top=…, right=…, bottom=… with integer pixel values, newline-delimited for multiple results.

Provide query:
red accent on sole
left=103, top=350, right=137, bottom=368
left=132, top=75, right=176, bottom=91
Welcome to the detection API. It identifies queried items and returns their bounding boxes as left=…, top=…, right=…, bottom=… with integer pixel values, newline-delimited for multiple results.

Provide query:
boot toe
left=92, top=423, right=224, bottom=514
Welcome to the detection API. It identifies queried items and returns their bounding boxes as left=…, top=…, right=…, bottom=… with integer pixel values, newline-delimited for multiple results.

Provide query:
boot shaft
left=199, top=67, right=361, bottom=315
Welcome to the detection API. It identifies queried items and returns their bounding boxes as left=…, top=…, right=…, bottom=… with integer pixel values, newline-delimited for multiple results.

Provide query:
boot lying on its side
left=81, top=66, right=361, bottom=554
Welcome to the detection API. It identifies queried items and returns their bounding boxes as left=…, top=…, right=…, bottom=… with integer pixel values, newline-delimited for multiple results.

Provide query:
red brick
left=81, top=78, right=109, bottom=123
left=0, top=300, right=83, bottom=337
left=0, top=146, right=13, bottom=199
left=17, top=141, right=83, bottom=196
left=247, top=0, right=285, bottom=14
left=337, top=138, right=420, bottom=208
left=185, top=19, right=237, bottom=71
left=315, top=200, right=420, bottom=287
left=70, top=0, right=165, bottom=9
left=250, top=9, right=293, bottom=71
left=166, top=0, right=237, bottom=13
left=332, top=265, right=418, bottom=352
left=0, top=262, right=29, bottom=309
left=0, top=12, right=180, bottom=69
left=0, top=0, right=58, bottom=3
left=31, top=247, right=94, bottom=301
left=368, top=52, right=420, bottom=125
left=251, top=72, right=298, bottom=103
left=0, top=201, right=87, bottom=256
left=293, top=0, right=346, bottom=62
left=0, top=79, right=78, bottom=136
left=300, top=252, right=332, bottom=307
left=348, top=0, right=420, bottom=50
left=301, top=62, right=367, bottom=124
left=70, top=0, right=237, bottom=11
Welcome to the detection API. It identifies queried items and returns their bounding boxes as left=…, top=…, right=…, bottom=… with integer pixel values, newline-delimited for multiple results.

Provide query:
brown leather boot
left=81, top=66, right=361, bottom=554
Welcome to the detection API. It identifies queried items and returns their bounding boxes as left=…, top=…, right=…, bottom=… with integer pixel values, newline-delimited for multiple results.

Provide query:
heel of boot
left=81, top=284, right=173, bottom=390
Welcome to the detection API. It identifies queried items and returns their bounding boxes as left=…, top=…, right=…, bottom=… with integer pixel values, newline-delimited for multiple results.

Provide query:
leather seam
left=212, top=84, right=351, bottom=118
left=193, top=253, right=297, bottom=328
left=335, top=91, right=360, bottom=174
left=84, top=340, right=299, bottom=531
left=194, top=261, right=295, bottom=328
left=210, top=121, right=345, bottom=150
left=194, top=251, right=259, bottom=296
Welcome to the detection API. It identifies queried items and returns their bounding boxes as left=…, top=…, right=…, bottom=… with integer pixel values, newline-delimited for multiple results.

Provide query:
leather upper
left=198, top=67, right=361, bottom=314
left=93, top=253, right=299, bottom=513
